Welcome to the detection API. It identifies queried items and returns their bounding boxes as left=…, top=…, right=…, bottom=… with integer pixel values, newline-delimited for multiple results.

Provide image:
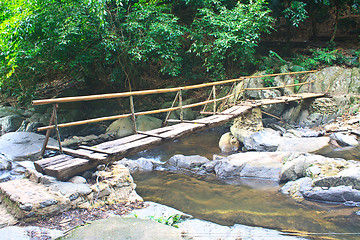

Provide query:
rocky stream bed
left=1, top=67, right=360, bottom=239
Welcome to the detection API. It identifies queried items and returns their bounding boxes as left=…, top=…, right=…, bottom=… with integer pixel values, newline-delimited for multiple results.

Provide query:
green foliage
left=189, top=0, right=274, bottom=79
left=283, top=1, right=308, bottom=27
left=148, top=214, right=182, bottom=228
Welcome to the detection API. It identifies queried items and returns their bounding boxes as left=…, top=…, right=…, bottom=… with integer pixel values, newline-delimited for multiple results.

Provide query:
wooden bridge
left=32, top=70, right=324, bottom=180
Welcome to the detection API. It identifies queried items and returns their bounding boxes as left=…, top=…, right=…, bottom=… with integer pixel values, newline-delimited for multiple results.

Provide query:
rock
left=62, top=216, right=181, bottom=240
left=105, top=117, right=134, bottom=138
left=49, top=182, right=92, bottom=197
left=214, top=152, right=291, bottom=181
left=166, top=155, right=209, bottom=170
left=128, top=202, right=303, bottom=240
left=277, top=137, right=330, bottom=153
left=280, top=153, right=315, bottom=181
left=0, top=132, right=57, bottom=161
left=302, top=185, right=360, bottom=204
left=135, top=115, right=162, bottom=132
left=0, top=115, right=23, bottom=134
left=231, top=107, right=263, bottom=133
left=230, top=126, right=252, bottom=143
left=243, top=129, right=281, bottom=152
left=89, top=163, right=142, bottom=206
left=330, top=133, right=358, bottom=147
left=0, top=226, right=63, bottom=240
left=218, top=132, right=240, bottom=153
left=117, top=158, right=155, bottom=173
left=69, top=176, right=87, bottom=184
left=0, top=179, right=70, bottom=219
left=312, top=166, right=360, bottom=190
left=280, top=177, right=313, bottom=201
left=0, top=154, right=11, bottom=171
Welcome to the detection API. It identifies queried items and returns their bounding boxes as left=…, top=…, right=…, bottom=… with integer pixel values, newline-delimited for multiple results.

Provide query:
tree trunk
left=330, top=6, right=339, bottom=43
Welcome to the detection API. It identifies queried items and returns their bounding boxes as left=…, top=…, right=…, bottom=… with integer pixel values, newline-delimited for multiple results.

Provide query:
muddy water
left=129, top=127, right=360, bottom=239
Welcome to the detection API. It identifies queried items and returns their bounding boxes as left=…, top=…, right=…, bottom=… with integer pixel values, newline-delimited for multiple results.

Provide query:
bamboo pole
left=164, top=91, right=179, bottom=125
left=129, top=95, right=137, bottom=133
left=244, top=80, right=315, bottom=91
left=37, top=92, right=236, bottom=131
left=40, top=104, right=56, bottom=157
left=32, top=70, right=317, bottom=105
left=212, top=85, right=216, bottom=114
left=179, top=89, right=183, bottom=122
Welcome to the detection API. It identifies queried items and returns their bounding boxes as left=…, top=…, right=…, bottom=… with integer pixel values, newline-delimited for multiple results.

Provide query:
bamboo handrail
left=244, top=79, right=316, bottom=91
left=32, top=70, right=317, bottom=105
left=37, top=92, right=237, bottom=131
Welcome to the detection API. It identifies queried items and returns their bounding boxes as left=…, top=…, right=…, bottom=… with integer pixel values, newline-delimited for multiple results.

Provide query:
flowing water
left=129, top=127, right=360, bottom=239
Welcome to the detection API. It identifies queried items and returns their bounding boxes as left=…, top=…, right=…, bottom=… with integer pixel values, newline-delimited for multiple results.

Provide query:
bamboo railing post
left=179, top=89, right=183, bottom=122
left=212, top=85, right=216, bottom=114
left=40, top=104, right=56, bottom=157
left=164, top=91, right=180, bottom=125
left=53, top=104, right=63, bottom=153
left=233, top=85, right=237, bottom=106
left=129, top=95, right=137, bottom=133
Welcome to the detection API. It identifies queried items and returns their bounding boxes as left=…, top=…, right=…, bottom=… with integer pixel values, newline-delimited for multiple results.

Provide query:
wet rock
left=277, top=137, right=330, bottom=153
left=280, top=177, right=313, bottom=201
left=0, top=132, right=57, bottom=161
left=117, top=158, right=155, bottom=173
left=330, top=132, right=358, bottom=147
left=243, top=129, right=281, bottom=152
left=312, top=166, right=360, bottom=190
left=166, top=155, right=209, bottom=170
left=201, top=160, right=219, bottom=173
left=128, top=202, right=303, bottom=240
left=218, top=132, right=240, bottom=153
left=62, top=216, right=181, bottom=240
left=302, top=185, right=360, bottom=204
left=230, top=127, right=252, bottom=143
left=0, top=154, right=11, bottom=171
left=214, top=152, right=291, bottom=181
left=0, top=226, right=63, bottom=240
left=280, top=153, right=317, bottom=181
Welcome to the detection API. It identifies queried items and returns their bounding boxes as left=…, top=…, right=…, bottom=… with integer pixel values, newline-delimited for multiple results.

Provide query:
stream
left=129, top=126, right=360, bottom=240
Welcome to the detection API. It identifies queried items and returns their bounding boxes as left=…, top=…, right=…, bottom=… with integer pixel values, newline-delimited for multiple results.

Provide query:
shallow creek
left=129, top=127, right=360, bottom=239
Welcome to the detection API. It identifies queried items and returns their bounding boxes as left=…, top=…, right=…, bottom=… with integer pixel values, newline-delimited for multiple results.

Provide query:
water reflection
left=130, top=127, right=360, bottom=239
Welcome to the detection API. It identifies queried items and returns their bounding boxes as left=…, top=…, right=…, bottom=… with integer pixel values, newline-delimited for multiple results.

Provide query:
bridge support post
left=179, top=89, right=183, bottom=122
left=212, top=85, right=216, bottom=114
left=130, top=95, right=137, bottom=133
left=40, top=104, right=62, bottom=157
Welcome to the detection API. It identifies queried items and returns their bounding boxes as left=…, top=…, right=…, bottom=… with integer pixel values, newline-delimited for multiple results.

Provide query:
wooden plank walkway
left=34, top=93, right=324, bottom=180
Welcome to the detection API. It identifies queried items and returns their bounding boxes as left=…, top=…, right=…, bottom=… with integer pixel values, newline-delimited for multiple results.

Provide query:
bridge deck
left=34, top=93, right=325, bottom=180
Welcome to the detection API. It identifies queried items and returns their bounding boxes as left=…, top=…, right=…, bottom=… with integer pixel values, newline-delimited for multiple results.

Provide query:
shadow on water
left=129, top=127, right=360, bottom=239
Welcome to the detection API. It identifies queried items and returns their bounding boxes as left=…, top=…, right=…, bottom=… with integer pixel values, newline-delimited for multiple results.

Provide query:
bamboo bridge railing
left=32, top=70, right=317, bottom=156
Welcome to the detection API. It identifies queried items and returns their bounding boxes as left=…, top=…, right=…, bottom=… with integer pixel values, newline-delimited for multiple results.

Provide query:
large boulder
left=330, top=133, right=358, bottom=147
left=0, top=115, right=23, bottom=135
left=277, top=137, right=330, bottom=153
left=135, top=115, right=162, bottom=132
left=243, top=129, right=281, bottom=152
left=218, top=132, right=240, bottom=153
left=214, top=152, right=292, bottom=181
left=0, top=132, right=58, bottom=161
left=166, top=155, right=209, bottom=170
left=302, top=67, right=360, bottom=94
left=105, top=117, right=134, bottom=138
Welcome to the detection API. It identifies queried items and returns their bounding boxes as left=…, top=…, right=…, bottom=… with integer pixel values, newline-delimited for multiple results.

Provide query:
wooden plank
left=166, top=119, right=208, bottom=125
left=108, top=136, right=162, bottom=155
left=46, top=146, right=107, bottom=161
left=44, top=158, right=95, bottom=181
left=78, top=145, right=112, bottom=154
left=34, top=154, right=74, bottom=173
left=92, top=134, right=148, bottom=151
left=137, top=131, right=167, bottom=139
